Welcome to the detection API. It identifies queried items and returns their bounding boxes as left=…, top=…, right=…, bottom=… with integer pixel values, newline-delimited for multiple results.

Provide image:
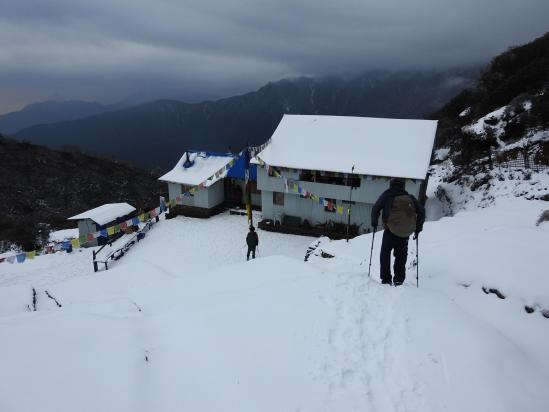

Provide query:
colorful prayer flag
left=337, top=206, right=343, bottom=215
left=71, top=239, right=80, bottom=248
left=139, top=214, right=145, bottom=222
left=120, top=222, right=127, bottom=230
left=100, top=229, right=108, bottom=237
left=87, top=233, right=94, bottom=241
left=7, top=255, right=15, bottom=264
left=114, top=225, right=120, bottom=233
left=79, top=235, right=87, bottom=245
left=107, top=226, right=115, bottom=236
left=26, top=250, right=36, bottom=259
left=16, top=252, right=26, bottom=263
left=132, top=217, right=140, bottom=226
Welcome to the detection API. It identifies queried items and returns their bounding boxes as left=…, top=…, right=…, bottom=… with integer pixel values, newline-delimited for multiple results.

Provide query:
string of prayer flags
left=26, top=250, right=36, bottom=259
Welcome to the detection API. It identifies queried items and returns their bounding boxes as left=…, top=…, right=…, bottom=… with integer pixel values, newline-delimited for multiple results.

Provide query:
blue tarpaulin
left=226, top=150, right=257, bottom=181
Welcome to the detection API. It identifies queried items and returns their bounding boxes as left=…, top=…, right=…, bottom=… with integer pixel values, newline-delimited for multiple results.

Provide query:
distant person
left=246, top=226, right=259, bottom=261
left=371, top=178, right=425, bottom=286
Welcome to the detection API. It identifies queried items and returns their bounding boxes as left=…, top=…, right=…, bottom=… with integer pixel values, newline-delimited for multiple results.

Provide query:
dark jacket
left=246, top=231, right=259, bottom=247
left=371, top=179, right=425, bottom=232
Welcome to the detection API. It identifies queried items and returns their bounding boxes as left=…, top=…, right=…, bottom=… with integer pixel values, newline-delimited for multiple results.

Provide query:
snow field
left=1, top=199, right=549, bottom=411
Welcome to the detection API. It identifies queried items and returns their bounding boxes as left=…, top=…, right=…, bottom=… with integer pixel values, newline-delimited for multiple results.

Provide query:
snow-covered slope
left=1, top=200, right=548, bottom=411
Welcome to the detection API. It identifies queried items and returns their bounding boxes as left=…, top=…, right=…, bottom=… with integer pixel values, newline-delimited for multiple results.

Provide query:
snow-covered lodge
left=158, top=150, right=259, bottom=217
left=68, top=203, right=136, bottom=247
left=253, top=115, right=437, bottom=236
left=158, top=115, right=436, bottom=237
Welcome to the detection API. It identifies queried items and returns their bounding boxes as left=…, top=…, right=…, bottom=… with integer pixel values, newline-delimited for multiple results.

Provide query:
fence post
left=523, top=149, right=530, bottom=169
left=92, top=250, right=98, bottom=272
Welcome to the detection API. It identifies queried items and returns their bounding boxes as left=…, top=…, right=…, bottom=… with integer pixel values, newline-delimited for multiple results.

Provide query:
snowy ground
left=1, top=197, right=548, bottom=411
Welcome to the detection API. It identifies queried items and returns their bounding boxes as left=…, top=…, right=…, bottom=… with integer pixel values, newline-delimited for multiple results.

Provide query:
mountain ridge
left=14, top=68, right=478, bottom=170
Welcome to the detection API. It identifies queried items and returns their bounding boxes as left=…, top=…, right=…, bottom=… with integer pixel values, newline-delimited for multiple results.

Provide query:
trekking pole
left=415, top=234, right=419, bottom=288
left=367, top=228, right=376, bottom=277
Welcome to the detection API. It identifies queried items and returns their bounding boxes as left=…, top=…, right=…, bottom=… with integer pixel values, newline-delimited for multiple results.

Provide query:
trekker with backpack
left=371, top=178, right=425, bottom=286
left=246, top=226, right=259, bottom=261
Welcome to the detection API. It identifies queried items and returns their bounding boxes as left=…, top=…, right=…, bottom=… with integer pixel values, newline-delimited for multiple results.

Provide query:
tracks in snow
left=321, top=273, right=428, bottom=412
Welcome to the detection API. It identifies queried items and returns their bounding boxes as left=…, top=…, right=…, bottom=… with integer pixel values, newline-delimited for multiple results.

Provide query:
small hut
left=68, top=203, right=136, bottom=247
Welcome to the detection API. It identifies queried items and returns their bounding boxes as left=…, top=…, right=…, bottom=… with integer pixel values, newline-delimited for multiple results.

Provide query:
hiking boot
left=381, top=279, right=392, bottom=285
left=393, top=281, right=403, bottom=287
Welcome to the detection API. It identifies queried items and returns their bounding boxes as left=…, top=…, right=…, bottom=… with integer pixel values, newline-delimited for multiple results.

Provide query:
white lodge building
left=255, top=115, right=437, bottom=236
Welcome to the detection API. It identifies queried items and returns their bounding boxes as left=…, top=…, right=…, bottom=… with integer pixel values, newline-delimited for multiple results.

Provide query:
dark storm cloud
left=1, top=0, right=548, bottom=113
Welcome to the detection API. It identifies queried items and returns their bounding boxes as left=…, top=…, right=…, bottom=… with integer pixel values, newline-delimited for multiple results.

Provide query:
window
left=302, top=171, right=361, bottom=187
left=273, top=191, right=284, bottom=206
left=299, top=170, right=315, bottom=182
left=324, top=198, right=336, bottom=213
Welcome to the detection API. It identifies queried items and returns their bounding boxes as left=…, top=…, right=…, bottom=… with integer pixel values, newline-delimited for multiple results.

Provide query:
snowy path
left=1, top=204, right=549, bottom=411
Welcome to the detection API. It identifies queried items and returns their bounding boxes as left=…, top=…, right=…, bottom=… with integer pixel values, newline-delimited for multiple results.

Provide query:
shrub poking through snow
left=535, top=210, right=549, bottom=226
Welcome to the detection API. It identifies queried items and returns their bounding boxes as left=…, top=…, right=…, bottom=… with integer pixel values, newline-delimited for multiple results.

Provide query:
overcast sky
left=1, top=0, right=548, bottom=114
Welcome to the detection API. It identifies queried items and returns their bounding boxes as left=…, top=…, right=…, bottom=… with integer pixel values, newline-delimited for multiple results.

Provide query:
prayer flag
left=114, top=225, right=120, bottom=234
left=7, top=255, right=15, bottom=264
left=0, top=257, right=5, bottom=263
left=100, top=229, right=108, bottom=237
left=120, top=222, right=127, bottom=230
left=132, top=217, right=140, bottom=226
left=107, top=226, right=115, bottom=236
left=16, top=252, right=26, bottom=263
left=26, top=250, right=36, bottom=259
left=139, top=214, right=145, bottom=222
left=71, top=239, right=80, bottom=248
left=79, top=235, right=87, bottom=245
left=87, top=233, right=94, bottom=241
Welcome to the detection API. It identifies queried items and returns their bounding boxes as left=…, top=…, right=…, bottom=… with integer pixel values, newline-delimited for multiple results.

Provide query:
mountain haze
left=15, top=69, right=478, bottom=170
left=0, top=100, right=107, bottom=134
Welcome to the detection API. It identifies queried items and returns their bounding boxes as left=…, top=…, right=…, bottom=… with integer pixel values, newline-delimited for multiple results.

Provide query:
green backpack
left=386, top=195, right=417, bottom=238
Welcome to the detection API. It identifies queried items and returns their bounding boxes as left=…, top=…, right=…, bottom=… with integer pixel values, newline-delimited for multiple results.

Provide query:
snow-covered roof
left=68, top=203, right=136, bottom=225
left=255, top=115, right=438, bottom=180
left=158, top=151, right=234, bottom=186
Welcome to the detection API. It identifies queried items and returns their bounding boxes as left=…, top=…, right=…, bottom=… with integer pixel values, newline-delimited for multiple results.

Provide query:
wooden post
left=346, top=165, right=355, bottom=243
